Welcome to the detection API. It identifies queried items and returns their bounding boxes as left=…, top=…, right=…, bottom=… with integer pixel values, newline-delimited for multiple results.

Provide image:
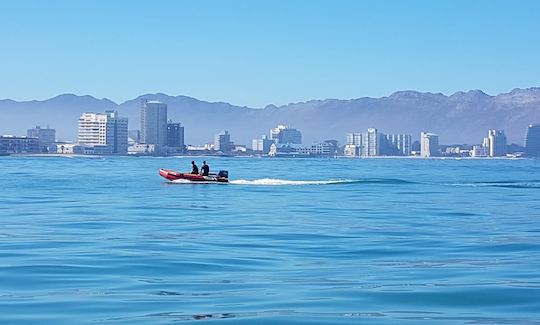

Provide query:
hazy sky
left=1, top=0, right=539, bottom=107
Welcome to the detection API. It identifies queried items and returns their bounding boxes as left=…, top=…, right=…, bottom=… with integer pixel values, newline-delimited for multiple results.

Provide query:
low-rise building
left=0, top=135, right=40, bottom=153
left=344, top=144, right=360, bottom=157
left=471, top=145, right=488, bottom=157
left=55, top=143, right=84, bottom=154
left=27, top=126, right=56, bottom=152
left=128, top=143, right=160, bottom=155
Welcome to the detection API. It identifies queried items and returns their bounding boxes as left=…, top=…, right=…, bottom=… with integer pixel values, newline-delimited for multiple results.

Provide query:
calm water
left=0, top=156, right=539, bottom=324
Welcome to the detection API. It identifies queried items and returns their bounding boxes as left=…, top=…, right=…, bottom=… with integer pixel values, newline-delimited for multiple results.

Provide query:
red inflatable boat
left=159, top=169, right=229, bottom=183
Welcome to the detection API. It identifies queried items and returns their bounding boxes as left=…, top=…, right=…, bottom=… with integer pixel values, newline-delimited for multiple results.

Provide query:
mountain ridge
left=1, top=88, right=540, bottom=145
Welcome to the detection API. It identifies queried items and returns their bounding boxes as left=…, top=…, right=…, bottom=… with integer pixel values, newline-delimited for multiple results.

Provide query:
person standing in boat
left=200, top=161, right=210, bottom=176
left=190, top=161, right=199, bottom=174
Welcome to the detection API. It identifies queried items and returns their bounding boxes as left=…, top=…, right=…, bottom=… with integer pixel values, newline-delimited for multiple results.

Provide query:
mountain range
left=1, top=88, right=540, bottom=145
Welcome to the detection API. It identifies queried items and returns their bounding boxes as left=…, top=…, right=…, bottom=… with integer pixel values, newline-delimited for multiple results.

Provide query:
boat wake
left=166, top=178, right=418, bottom=186
left=168, top=179, right=225, bottom=184
left=229, top=178, right=356, bottom=186
left=448, top=180, right=540, bottom=189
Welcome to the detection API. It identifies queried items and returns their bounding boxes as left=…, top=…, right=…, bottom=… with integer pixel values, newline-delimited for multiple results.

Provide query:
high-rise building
left=141, top=100, right=167, bottom=146
left=420, top=132, right=439, bottom=157
left=411, top=140, right=421, bottom=153
left=362, top=128, right=379, bottom=156
left=346, top=132, right=362, bottom=146
left=487, top=129, right=507, bottom=157
left=525, top=123, right=540, bottom=157
left=78, top=110, right=128, bottom=154
left=166, top=121, right=185, bottom=151
left=345, top=132, right=362, bottom=157
left=27, top=125, right=56, bottom=152
left=270, top=125, right=302, bottom=144
left=385, top=134, right=412, bottom=156
left=214, top=130, right=233, bottom=153
left=252, top=135, right=275, bottom=154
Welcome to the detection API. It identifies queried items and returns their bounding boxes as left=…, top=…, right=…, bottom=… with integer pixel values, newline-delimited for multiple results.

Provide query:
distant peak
left=467, top=89, right=488, bottom=96
left=389, top=90, right=422, bottom=98
left=388, top=90, right=445, bottom=100
left=450, top=89, right=490, bottom=99
left=264, top=104, right=279, bottom=110
left=508, top=87, right=540, bottom=94
left=30, top=93, right=116, bottom=105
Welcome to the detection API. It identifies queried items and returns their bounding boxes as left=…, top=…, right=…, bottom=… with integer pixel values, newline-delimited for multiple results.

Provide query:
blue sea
left=1, top=156, right=539, bottom=324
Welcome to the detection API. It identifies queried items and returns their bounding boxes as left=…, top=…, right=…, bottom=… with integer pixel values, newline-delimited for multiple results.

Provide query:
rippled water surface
left=1, top=156, right=539, bottom=324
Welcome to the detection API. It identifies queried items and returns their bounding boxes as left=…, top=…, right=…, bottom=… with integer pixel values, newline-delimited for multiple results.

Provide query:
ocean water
left=0, top=156, right=539, bottom=324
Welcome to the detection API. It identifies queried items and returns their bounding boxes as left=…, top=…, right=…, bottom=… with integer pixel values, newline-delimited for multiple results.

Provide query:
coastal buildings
left=268, top=139, right=338, bottom=157
left=166, top=121, right=185, bottom=153
left=487, top=129, right=507, bottom=157
left=27, top=126, right=56, bottom=152
left=420, top=132, right=439, bottom=157
left=362, top=128, right=379, bottom=156
left=141, top=100, right=167, bottom=147
left=252, top=135, right=275, bottom=154
left=345, top=132, right=362, bottom=156
left=524, top=124, right=540, bottom=157
left=346, top=133, right=362, bottom=146
left=346, top=129, right=412, bottom=157
left=78, top=110, right=128, bottom=154
left=297, top=140, right=338, bottom=156
left=270, top=125, right=302, bottom=144
left=128, top=143, right=159, bottom=155
left=0, top=135, right=40, bottom=153
left=6, top=106, right=533, bottom=158
left=471, top=145, right=488, bottom=157
left=214, top=130, right=233, bottom=154
left=344, top=144, right=360, bottom=157
left=385, top=134, right=412, bottom=156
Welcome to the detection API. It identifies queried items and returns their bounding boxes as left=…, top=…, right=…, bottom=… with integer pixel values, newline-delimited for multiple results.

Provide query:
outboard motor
left=218, top=170, right=229, bottom=178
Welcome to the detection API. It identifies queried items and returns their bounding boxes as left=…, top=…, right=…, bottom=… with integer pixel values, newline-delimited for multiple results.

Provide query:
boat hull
left=159, top=169, right=229, bottom=183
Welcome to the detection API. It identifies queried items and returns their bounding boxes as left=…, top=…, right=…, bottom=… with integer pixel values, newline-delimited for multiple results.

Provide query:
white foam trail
left=168, top=179, right=227, bottom=184
left=229, top=178, right=353, bottom=186
left=169, top=179, right=194, bottom=184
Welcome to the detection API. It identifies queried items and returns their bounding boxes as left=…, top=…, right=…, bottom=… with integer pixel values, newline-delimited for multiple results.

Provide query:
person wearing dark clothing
left=200, top=161, right=210, bottom=176
left=190, top=161, right=199, bottom=174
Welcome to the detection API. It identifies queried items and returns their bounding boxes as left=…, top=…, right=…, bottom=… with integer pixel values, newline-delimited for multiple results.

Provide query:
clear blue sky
left=1, top=0, right=539, bottom=107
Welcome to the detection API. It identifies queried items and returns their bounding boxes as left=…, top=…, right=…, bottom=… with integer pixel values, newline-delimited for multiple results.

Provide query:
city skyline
left=3, top=112, right=538, bottom=158
left=0, top=0, right=539, bottom=107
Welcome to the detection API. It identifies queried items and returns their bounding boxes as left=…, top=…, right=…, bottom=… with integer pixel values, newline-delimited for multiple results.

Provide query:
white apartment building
left=362, top=128, right=379, bottom=156
left=420, top=132, right=439, bottom=157
left=78, top=111, right=128, bottom=154
left=487, top=129, right=507, bottom=157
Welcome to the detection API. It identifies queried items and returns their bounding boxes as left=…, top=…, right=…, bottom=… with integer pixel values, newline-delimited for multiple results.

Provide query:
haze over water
left=1, top=157, right=539, bottom=324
